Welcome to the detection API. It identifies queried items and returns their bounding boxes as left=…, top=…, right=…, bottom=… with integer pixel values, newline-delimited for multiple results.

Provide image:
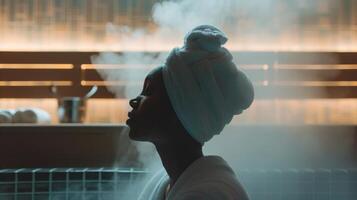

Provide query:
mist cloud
left=91, top=0, right=353, bottom=198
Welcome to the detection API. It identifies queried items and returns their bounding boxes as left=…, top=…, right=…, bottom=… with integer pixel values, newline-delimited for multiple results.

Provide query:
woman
left=126, top=25, right=254, bottom=200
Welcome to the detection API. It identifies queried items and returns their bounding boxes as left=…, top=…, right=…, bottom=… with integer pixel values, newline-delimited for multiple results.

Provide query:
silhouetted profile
left=127, top=25, right=254, bottom=200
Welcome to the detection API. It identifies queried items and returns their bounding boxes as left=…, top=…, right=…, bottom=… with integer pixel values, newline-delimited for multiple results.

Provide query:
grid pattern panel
left=0, top=168, right=356, bottom=200
left=0, top=168, right=146, bottom=200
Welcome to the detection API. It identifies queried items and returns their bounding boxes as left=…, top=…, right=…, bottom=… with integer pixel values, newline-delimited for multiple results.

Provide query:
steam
left=152, top=0, right=233, bottom=33
left=92, top=51, right=167, bottom=99
left=92, top=0, right=315, bottom=52
left=90, top=0, right=355, bottom=199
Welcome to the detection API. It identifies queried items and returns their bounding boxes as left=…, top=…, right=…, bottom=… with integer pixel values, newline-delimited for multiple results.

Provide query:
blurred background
left=0, top=0, right=356, bottom=124
left=0, top=0, right=356, bottom=199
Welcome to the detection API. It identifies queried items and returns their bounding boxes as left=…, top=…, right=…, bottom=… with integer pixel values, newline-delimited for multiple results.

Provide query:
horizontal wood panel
left=0, top=124, right=129, bottom=168
left=1, top=85, right=356, bottom=99
left=275, top=52, right=357, bottom=64
left=274, top=70, right=357, bottom=81
left=0, top=51, right=357, bottom=98
left=0, top=52, right=97, bottom=64
left=0, top=69, right=75, bottom=81
left=0, top=86, right=115, bottom=98
left=1, top=51, right=356, bottom=64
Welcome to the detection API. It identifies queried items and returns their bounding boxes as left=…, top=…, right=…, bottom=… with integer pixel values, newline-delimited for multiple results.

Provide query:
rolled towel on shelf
left=12, top=108, right=51, bottom=124
left=0, top=109, right=15, bottom=123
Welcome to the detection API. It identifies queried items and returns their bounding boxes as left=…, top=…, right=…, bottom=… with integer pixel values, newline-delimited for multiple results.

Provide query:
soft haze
left=91, top=0, right=354, bottom=199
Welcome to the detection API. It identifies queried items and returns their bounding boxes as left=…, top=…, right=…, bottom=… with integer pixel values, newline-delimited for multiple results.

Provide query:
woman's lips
left=126, top=111, right=136, bottom=125
left=128, top=111, right=135, bottom=119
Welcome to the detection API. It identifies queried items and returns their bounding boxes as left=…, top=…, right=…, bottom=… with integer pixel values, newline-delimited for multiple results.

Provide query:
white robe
left=138, top=155, right=249, bottom=200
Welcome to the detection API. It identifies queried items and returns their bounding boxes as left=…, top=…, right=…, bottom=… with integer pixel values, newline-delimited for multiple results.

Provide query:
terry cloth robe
left=137, top=155, right=249, bottom=200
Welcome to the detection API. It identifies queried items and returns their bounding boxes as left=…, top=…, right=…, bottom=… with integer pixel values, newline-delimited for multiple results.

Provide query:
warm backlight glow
left=1, top=39, right=357, bottom=52
left=80, top=80, right=141, bottom=86
left=274, top=81, right=357, bottom=87
left=81, top=64, right=151, bottom=70
left=0, top=99, right=356, bottom=125
left=276, top=64, right=357, bottom=70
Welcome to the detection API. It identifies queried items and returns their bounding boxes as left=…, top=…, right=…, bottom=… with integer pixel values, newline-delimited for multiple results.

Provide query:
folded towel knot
left=184, top=25, right=228, bottom=52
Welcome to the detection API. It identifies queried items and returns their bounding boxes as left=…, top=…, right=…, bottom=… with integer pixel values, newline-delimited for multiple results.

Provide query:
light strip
left=82, top=80, right=357, bottom=87
left=81, top=64, right=153, bottom=70
left=84, top=80, right=271, bottom=86
left=275, top=64, right=357, bottom=70
left=0, top=81, right=72, bottom=86
left=80, top=80, right=141, bottom=86
left=274, top=81, right=357, bottom=87
left=0, top=64, right=73, bottom=69
left=83, top=64, right=271, bottom=70
left=253, top=80, right=270, bottom=86
left=240, top=64, right=269, bottom=70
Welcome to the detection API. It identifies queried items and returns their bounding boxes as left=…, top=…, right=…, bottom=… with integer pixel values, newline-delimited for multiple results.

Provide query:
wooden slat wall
left=0, top=51, right=357, bottom=99
left=0, top=52, right=112, bottom=98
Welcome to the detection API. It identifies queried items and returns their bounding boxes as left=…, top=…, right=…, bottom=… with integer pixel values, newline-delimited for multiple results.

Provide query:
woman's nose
left=129, top=97, right=139, bottom=108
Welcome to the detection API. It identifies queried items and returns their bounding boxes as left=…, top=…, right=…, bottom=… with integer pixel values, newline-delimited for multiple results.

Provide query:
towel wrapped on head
left=162, top=25, right=254, bottom=144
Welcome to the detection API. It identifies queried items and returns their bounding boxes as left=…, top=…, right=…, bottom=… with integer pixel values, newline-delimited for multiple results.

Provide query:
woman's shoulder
left=171, top=181, right=249, bottom=200
left=188, top=181, right=249, bottom=200
left=168, top=156, right=250, bottom=200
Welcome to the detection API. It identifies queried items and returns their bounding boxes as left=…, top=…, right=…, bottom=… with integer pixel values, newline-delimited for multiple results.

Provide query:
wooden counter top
left=0, top=124, right=136, bottom=168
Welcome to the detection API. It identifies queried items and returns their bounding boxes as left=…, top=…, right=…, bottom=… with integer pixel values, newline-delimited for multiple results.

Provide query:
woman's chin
left=126, top=120, right=152, bottom=141
left=128, top=128, right=148, bottom=141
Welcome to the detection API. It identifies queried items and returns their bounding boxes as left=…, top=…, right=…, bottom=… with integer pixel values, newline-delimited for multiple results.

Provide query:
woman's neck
left=154, top=141, right=203, bottom=187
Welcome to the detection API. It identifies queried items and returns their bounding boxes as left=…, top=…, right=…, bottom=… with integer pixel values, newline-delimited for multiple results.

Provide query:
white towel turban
left=162, top=25, right=254, bottom=144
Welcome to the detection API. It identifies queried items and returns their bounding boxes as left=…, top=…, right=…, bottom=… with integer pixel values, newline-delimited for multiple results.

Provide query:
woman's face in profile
left=127, top=67, right=175, bottom=142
